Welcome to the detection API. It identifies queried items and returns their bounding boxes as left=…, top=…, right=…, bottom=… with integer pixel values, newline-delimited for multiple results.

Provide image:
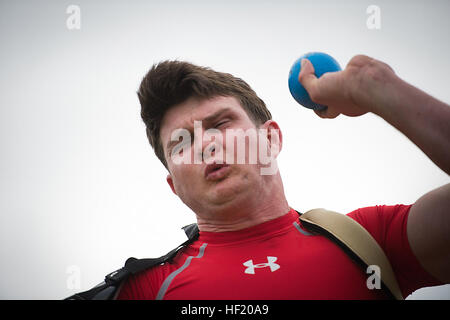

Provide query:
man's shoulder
left=344, top=204, right=413, bottom=248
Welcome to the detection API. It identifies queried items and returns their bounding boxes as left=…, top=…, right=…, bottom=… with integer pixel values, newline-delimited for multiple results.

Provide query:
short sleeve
left=116, top=272, right=153, bottom=300
left=116, top=267, right=163, bottom=300
left=347, top=204, right=443, bottom=298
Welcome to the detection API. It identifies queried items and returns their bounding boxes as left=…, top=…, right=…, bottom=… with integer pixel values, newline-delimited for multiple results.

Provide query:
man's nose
left=202, top=142, right=216, bottom=162
left=202, top=137, right=226, bottom=163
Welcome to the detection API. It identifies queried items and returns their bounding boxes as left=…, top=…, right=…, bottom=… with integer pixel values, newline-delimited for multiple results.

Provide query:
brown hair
left=138, top=60, right=272, bottom=169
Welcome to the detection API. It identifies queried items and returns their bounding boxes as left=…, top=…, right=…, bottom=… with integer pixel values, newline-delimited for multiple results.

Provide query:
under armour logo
left=243, top=256, right=280, bottom=274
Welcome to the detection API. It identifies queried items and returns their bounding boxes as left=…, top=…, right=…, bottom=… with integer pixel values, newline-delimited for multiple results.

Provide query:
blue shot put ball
left=288, top=52, right=342, bottom=111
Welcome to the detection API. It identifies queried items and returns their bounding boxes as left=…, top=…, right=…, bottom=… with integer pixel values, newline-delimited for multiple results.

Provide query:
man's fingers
left=300, top=59, right=338, bottom=119
left=298, top=58, right=342, bottom=119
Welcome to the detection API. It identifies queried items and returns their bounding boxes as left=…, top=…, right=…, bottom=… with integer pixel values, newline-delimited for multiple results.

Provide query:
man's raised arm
left=299, top=55, right=450, bottom=283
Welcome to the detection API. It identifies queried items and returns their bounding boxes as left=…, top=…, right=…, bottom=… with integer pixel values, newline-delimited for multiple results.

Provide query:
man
left=117, top=55, right=449, bottom=299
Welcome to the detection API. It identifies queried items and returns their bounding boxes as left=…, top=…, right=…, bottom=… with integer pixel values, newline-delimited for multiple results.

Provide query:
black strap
left=65, top=280, right=120, bottom=300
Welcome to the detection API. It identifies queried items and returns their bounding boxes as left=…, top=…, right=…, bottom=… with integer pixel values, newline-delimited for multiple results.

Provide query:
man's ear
left=166, top=174, right=177, bottom=195
left=261, top=120, right=283, bottom=157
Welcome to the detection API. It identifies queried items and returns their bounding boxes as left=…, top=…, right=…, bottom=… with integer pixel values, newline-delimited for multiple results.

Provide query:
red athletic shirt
left=117, top=205, right=442, bottom=299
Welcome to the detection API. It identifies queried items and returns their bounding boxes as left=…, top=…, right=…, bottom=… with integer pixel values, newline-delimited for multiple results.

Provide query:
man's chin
left=206, top=178, right=249, bottom=206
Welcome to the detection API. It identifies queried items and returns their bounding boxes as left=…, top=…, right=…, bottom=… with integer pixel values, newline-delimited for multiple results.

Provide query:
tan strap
left=300, top=208, right=403, bottom=300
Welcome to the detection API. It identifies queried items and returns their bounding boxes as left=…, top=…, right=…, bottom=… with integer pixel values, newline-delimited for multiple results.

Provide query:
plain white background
left=0, top=0, right=449, bottom=299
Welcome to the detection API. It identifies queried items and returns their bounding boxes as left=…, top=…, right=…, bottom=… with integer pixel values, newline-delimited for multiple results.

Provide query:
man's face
left=160, top=95, right=280, bottom=217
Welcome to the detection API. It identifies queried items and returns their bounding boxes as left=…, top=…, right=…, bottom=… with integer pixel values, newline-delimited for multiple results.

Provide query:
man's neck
left=197, top=203, right=291, bottom=233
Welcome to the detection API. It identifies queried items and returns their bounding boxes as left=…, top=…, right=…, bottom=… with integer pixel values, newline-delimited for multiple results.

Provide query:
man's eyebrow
left=202, top=107, right=232, bottom=124
left=165, top=107, right=233, bottom=153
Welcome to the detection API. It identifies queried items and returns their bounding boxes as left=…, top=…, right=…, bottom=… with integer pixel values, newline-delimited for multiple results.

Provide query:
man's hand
left=299, top=53, right=450, bottom=176
left=298, top=55, right=395, bottom=119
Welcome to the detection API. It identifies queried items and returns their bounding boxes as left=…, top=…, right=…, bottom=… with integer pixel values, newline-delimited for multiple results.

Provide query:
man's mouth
left=204, top=163, right=231, bottom=181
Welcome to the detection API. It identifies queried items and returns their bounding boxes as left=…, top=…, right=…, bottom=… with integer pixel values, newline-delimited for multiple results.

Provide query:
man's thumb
left=298, top=59, right=318, bottom=93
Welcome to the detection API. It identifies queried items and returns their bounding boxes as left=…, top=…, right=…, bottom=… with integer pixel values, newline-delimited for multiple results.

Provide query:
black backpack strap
left=182, top=223, right=199, bottom=240
left=65, top=223, right=200, bottom=300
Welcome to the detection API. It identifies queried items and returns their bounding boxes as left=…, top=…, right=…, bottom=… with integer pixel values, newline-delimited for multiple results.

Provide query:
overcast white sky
left=0, top=0, right=449, bottom=299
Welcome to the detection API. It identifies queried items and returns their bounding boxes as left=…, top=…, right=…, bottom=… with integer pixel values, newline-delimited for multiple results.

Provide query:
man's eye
left=215, top=120, right=229, bottom=128
left=171, top=141, right=190, bottom=155
left=172, top=145, right=183, bottom=154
